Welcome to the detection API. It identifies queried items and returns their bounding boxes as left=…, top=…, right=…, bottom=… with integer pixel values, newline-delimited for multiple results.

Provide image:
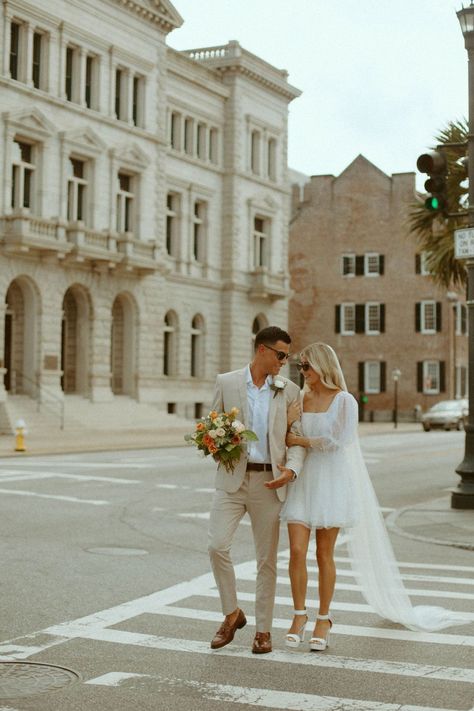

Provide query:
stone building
left=0, top=0, right=300, bottom=430
left=289, top=155, right=468, bottom=421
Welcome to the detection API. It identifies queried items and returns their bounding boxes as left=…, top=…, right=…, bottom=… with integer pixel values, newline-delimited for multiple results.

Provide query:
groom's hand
left=264, top=464, right=295, bottom=489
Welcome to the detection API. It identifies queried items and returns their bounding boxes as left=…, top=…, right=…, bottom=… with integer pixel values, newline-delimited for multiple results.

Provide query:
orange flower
left=203, top=434, right=213, bottom=447
left=208, top=443, right=218, bottom=454
left=209, top=411, right=218, bottom=420
left=196, top=422, right=205, bottom=431
left=231, top=435, right=241, bottom=445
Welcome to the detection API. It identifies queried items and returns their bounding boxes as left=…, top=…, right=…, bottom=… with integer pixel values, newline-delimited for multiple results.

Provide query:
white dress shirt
left=246, top=365, right=272, bottom=464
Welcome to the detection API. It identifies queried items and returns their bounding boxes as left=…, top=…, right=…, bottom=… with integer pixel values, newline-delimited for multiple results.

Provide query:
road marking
left=334, top=556, right=474, bottom=573
left=0, top=470, right=137, bottom=484
left=276, top=562, right=474, bottom=587
left=0, top=488, right=109, bottom=506
left=204, top=589, right=474, bottom=622
left=84, top=673, right=472, bottom=711
left=178, top=512, right=252, bottom=526
left=72, top=632, right=474, bottom=683
left=157, top=484, right=214, bottom=493
left=85, top=671, right=148, bottom=686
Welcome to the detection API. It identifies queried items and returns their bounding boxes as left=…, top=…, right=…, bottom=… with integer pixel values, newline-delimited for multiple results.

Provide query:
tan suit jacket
left=211, top=367, right=305, bottom=503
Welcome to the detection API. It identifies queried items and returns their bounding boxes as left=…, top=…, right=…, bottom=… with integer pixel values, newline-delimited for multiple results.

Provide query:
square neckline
left=302, top=390, right=344, bottom=415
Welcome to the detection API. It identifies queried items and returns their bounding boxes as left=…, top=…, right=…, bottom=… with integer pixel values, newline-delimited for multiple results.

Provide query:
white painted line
left=204, top=589, right=474, bottom=622
left=178, top=512, right=252, bottom=526
left=276, top=563, right=474, bottom=587
left=156, top=484, right=214, bottom=493
left=242, top=573, right=474, bottom=601
left=0, top=470, right=137, bottom=484
left=84, top=673, right=473, bottom=711
left=85, top=672, right=148, bottom=686
left=334, top=556, right=474, bottom=574
left=152, top=606, right=474, bottom=646
left=0, top=488, right=109, bottom=505
left=62, top=631, right=474, bottom=683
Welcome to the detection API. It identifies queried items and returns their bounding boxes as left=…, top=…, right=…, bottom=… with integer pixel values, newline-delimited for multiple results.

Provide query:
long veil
left=346, top=439, right=470, bottom=631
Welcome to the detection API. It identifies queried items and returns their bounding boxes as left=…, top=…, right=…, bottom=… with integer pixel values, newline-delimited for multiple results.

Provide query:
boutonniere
left=270, top=376, right=287, bottom=399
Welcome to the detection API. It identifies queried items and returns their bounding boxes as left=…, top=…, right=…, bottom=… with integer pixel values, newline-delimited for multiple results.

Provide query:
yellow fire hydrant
left=15, top=419, right=26, bottom=452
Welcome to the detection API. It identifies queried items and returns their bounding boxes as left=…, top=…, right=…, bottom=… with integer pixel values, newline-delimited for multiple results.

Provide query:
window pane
left=70, top=158, right=84, bottom=179
left=23, top=169, right=32, bottom=208
left=342, top=305, right=355, bottom=332
left=343, top=255, right=354, bottom=275
left=65, top=47, right=73, bottom=101
left=32, top=33, right=42, bottom=88
left=11, top=165, right=17, bottom=208
left=368, top=304, right=380, bottom=331
left=254, top=217, right=264, bottom=232
left=119, top=173, right=130, bottom=192
left=77, top=183, right=84, bottom=221
left=423, top=302, right=435, bottom=330
left=115, top=69, right=122, bottom=119
left=10, top=23, right=20, bottom=80
left=366, top=254, right=379, bottom=274
left=124, top=196, right=132, bottom=231
left=85, top=56, right=93, bottom=108
left=132, top=76, right=139, bottom=125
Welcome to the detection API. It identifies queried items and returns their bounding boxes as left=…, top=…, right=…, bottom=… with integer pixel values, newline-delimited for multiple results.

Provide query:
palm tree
left=409, top=119, right=468, bottom=289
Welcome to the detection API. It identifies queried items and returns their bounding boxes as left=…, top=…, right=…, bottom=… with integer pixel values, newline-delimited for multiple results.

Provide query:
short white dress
left=280, top=390, right=360, bottom=530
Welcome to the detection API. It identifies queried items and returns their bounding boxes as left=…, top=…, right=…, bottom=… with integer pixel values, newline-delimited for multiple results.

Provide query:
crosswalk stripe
left=276, top=563, right=474, bottom=587
left=150, top=607, right=474, bottom=646
left=84, top=672, right=472, bottom=711
left=0, top=470, right=137, bottom=484
left=333, top=557, right=474, bottom=573
left=203, top=589, right=474, bottom=622
left=243, top=573, right=474, bottom=601
left=0, top=488, right=109, bottom=506
left=66, top=629, right=474, bottom=683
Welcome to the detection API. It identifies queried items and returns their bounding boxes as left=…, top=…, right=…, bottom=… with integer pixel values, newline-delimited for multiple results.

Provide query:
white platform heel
left=285, top=609, right=308, bottom=648
left=310, top=613, right=333, bottom=651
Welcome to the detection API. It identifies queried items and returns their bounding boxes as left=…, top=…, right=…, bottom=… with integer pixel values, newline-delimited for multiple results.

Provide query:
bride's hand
left=287, top=399, right=301, bottom=429
left=286, top=432, right=302, bottom=447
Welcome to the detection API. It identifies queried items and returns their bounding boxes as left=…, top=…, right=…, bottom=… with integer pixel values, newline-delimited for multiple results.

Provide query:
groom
left=208, top=326, right=305, bottom=654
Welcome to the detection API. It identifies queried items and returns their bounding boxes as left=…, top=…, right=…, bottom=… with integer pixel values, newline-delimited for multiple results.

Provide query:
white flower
left=215, top=427, right=225, bottom=437
left=232, top=420, right=245, bottom=433
left=214, top=418, right=224, bottom=428
left=209, top=429, right=218, bottom=439
left=273, top=376, right=285, bottom=389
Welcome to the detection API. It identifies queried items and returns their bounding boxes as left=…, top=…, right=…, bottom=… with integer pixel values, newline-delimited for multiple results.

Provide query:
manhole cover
left=87, top=546, right=148, bottom=556
left=0, top=662, right=80, bottom=699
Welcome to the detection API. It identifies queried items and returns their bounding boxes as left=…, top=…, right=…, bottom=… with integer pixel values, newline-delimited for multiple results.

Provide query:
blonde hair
left=300, top=342, right=348, bottom=392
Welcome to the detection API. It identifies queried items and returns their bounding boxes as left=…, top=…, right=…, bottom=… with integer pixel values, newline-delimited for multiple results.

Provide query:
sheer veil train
left=345, top=436, right=470, bottom=631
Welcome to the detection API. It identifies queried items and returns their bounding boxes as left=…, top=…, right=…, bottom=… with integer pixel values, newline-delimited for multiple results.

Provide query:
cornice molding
left=111, top=0, right=183, bottom=34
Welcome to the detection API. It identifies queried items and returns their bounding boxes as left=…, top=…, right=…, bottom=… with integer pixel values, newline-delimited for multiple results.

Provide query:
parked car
left=421, top=400, right=468, bottom=431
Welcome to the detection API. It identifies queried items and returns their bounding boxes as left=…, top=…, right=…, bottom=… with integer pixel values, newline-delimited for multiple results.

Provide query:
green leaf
left=242, top=430, right=258, bottom=441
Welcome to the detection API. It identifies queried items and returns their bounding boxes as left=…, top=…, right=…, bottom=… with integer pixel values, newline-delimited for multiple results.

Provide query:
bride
left=279, top=342, right=470, bottom=651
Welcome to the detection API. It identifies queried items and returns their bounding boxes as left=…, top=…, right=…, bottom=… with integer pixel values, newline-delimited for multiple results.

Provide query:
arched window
left=190, top=314, right=204, bottom=377
left=163, top=311, right=177, bottom=376
left=251, top=314, right=268, bottom=354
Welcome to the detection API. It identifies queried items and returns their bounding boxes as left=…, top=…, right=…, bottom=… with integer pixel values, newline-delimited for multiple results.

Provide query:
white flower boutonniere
left=270, top=375, right=287, bottom=399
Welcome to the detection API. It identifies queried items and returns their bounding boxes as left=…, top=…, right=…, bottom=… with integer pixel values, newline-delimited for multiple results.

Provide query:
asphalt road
left=0, top=430, right=473, bottom=710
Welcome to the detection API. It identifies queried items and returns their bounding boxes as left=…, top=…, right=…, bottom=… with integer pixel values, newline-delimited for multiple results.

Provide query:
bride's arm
left=286, top=431, right=312, bottom=448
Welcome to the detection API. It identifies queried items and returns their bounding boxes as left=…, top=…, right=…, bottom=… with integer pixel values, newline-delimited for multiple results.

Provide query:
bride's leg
left=287, top=523, right=311, bottom=634
left=314, top=527, right=339, bottom=639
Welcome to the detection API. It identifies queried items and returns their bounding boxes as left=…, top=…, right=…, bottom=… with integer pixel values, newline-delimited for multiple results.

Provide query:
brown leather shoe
left=252, top=632, right=272, bottom=654
left=210, top=608, right=247, bottom=649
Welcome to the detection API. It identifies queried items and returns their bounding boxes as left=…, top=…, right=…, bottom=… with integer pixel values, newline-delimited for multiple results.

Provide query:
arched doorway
left=61, top=286, right=91, bottom=394
left=4, top=277, right=39, bottom=395
left=111, top=293, right=136, bottom=396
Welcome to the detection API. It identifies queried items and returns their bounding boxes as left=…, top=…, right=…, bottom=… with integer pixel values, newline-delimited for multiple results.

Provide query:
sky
left=168, top=0, right=468, bottom=182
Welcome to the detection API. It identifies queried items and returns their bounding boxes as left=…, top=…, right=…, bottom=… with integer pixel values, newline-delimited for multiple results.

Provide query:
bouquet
left=185, top=408, right=258, bottom=473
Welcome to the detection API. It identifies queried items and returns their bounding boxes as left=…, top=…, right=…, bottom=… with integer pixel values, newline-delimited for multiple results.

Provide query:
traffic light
left=416, top=150, right=447, bottom=212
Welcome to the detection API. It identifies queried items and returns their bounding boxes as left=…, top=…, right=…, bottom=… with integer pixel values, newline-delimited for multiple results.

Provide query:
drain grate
left=0, top=662, right=80, bottom=699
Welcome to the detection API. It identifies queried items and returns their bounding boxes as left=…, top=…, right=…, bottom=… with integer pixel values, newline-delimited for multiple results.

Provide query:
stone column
left=0, top=297, right=7, bottom=404
left=89, top=297, right=113, bottom=402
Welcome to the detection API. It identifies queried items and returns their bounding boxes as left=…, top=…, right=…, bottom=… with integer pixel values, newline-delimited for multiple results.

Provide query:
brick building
left=289, top=155, right=468, bottom=421
left=0, top=0, right=300, bottom=430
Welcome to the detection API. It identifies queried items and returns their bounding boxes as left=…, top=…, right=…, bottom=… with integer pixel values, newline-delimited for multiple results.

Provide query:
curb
left=385, top=505, right=474, bottom=552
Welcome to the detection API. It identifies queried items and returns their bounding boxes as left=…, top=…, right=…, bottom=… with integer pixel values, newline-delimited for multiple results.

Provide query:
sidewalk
left=0, top=420, right=472, bottom=550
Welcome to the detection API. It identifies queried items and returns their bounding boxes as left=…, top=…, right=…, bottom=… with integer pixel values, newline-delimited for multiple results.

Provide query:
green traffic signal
left=425, top=196, right=439, bottom=210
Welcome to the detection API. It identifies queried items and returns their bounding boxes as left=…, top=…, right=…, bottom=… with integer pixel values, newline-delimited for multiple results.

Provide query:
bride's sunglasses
left=296, top=362, right=311, bottom=372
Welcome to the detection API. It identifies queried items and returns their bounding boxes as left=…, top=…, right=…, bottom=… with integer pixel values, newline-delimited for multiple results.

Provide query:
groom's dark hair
left=254, top=326, right=291, bottom=352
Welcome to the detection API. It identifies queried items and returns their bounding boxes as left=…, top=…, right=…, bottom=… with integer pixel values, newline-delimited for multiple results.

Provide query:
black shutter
left=335, top=305, right=341, bottom=333
left=415, top=302, right=421, bottom=332
left=415, top=254, right=421, bottom=274
left=462, top=304, right=467, bottom=334
left=379, top=255, right=384, bottom=275
left=417, top=362, right=423, bottom=392
left=439, top=361, right=446, bottom=392
left=355, top=304, right=365, bottom=333
left=355, top=256, right=364, bottom=276
left=358, top=362, right=365, bottom=392
left=380, top=361, right=386, bottom=392
left=380, top=304, right=385, bottom=333
left=436, top=302, right=442, bottom=332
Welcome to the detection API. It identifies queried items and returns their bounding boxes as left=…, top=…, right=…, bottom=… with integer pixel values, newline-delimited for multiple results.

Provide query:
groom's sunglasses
left=263, top=344, right=290, bottom=361
left=296, top=362, right=311, bottom=372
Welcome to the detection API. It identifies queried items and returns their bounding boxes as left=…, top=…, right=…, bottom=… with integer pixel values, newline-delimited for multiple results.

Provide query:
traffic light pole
left=453, top=27, right=474, bottom=509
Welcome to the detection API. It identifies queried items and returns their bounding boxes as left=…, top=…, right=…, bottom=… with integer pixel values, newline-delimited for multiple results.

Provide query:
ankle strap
left=316, top=613, right=330, bottom=620
left=293, top=609, right=307, bottom=615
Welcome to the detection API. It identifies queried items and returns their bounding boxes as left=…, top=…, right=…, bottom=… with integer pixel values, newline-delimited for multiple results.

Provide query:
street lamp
left=446, top=291, right=459, bottom=399
left=454, top=2, right=474, bottom=508
left=392, top=368, right=401, bottom=429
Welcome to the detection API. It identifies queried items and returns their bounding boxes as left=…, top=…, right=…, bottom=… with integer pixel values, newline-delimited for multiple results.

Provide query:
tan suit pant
left=208, top=468, right=282, bottom=632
